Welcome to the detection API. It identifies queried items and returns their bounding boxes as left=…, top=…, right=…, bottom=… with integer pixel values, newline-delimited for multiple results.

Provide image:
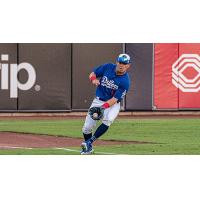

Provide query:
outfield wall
left=0, top=43, right=200, bottom=111
left=126, top=43, right=153, bottom=110
left=154, top=43, right=200, bottom=110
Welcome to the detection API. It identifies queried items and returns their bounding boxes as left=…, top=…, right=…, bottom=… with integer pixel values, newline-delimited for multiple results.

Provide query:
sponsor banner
left=178, top=44, right=200, bottom=108
left=1, top=59, right=36, bottom=98
left=154, top=44, right=179, bottom=109
left=154, top=43, right=200, bottom=109
left=0, top=44, right=18, bottom=110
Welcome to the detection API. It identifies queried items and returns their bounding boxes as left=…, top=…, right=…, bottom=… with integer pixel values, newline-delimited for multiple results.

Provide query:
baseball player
left=81, top=53, right=131, bottom=154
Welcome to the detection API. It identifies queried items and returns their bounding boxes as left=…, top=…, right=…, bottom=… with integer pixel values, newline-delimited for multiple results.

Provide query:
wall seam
left=70, top=43, right=73, bottom=111
left=17, top=43, right=19, bottom=111
left=152, top=43, right=155, bottom=110
left=178, top=43, right=180, bottom=110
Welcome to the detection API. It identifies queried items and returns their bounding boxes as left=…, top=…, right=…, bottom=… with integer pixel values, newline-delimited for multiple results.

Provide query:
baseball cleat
left=80, top=141, right=93, bottom=155
left=80, top=149, right=94, bottom=155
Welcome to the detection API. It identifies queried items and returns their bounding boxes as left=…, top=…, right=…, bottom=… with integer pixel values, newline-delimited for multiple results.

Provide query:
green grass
left=0, top=148, right=78, bottom=155
left=0, top=118, right=200, bottom=154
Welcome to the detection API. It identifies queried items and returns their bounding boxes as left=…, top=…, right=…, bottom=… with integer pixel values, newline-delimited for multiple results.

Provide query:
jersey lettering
left=101, top=76, right=118, bottom=90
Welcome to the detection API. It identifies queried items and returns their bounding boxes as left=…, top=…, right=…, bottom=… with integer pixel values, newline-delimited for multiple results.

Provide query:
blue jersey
left=93, top=63, right=131, bottom=102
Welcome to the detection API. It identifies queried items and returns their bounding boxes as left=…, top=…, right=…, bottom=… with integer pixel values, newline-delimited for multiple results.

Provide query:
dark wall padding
left=72, top=43, right=122, bottom=110
left=126, top=43, right=153, bottom=110
left=18, top=44, right=71, bottom=110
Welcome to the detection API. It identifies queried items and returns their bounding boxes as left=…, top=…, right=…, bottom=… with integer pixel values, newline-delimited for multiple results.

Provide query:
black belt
left=96, top=97, right=106, bottom=101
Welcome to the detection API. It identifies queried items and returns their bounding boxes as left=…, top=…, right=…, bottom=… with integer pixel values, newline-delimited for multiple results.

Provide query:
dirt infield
left=0, top=132, right=152, bottom=149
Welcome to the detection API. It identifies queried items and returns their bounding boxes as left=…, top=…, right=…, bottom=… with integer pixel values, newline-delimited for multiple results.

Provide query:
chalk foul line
left=0, top=146, right=119, bottom=155
left=54, top=147, right=118, bottom=155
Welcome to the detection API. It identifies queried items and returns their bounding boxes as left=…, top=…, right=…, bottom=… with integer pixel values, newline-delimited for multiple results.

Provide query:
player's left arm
left=102, top=84, right=130, bottom=109
left=100, top=90, right=126, bottom=109
left=105, top=97, right=118, bottom=107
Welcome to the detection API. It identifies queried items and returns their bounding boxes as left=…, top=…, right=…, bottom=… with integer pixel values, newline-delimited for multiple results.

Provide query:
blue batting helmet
left=117, top=54, right=131, bottom=64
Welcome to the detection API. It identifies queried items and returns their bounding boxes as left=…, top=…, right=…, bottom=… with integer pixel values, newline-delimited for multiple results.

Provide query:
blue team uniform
left=93, top=63, right=131, bottom=102
left=81, top=54, right=131, bottom=154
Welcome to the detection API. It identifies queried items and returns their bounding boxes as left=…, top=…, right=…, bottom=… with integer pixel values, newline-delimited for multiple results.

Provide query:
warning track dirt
left=0, top=131, right=153, bottom=149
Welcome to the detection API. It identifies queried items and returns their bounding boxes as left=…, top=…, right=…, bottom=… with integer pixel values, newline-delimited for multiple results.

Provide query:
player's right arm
left=89, top=63, right=108, bottom=86
left=89, top=72, right=100, bottom=86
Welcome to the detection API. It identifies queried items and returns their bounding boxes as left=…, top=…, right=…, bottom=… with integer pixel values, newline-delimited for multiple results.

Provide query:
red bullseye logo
left=172, top=54, right=200, bottom=92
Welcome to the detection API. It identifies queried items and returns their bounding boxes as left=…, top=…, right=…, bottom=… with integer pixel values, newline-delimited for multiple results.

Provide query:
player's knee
left=102, top=120, right=113, bottom=127
left=82, top=126, right=92, bottom=134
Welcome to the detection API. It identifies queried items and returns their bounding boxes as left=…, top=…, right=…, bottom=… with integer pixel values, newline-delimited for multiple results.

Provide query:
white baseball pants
left=82, top=98, right=120, bottom=134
